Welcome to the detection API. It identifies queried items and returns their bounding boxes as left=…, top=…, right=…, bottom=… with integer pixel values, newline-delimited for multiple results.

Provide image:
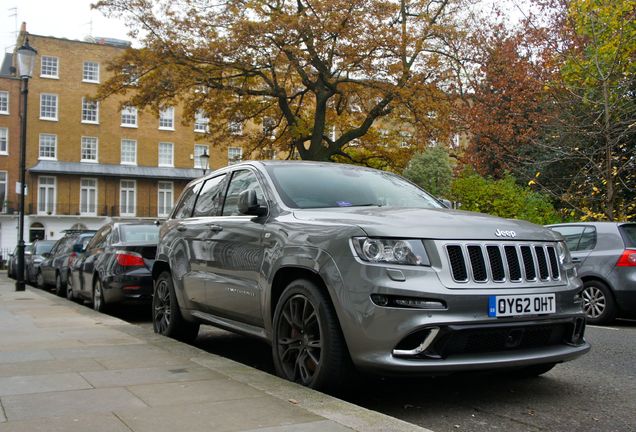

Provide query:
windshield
left=120, top=225, right=159, bottom=243
left=266, top=164, right=443, bottom=209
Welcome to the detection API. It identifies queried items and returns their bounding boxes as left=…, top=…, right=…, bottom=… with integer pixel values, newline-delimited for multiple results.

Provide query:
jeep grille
left=446, top=243, right=560, bottom=284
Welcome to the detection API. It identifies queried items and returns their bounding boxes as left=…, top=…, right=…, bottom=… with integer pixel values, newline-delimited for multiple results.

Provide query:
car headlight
left=556, top=241, right=572, bottom=265
left=352, top=237, right=430, bottom=266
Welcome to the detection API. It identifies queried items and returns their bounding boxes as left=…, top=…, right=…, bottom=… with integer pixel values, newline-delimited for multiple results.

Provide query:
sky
left=1, top=0, right=131, bottom=53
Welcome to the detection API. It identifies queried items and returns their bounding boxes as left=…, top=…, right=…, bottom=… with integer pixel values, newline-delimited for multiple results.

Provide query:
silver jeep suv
left=152, top=161, right=590, bottom=390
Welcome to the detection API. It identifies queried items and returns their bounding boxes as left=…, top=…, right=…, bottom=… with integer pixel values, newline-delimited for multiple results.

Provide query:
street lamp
left=200, top=149, right=210, bottom=175
left=15, top=38, right=37, bottom=292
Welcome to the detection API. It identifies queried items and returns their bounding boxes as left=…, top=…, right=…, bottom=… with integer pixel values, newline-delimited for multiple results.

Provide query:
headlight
left=556, top=241, right=572, bottom=265
left=352, top=237, right=430, bottom=266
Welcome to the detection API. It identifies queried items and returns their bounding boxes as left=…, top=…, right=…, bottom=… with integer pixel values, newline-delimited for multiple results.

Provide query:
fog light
left=371, top=294, right=389, bottom=306
left=394, top=298, right=445, bottom=309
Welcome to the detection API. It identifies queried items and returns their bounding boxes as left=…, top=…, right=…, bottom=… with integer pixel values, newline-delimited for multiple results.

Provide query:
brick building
left=0, top=27, right=247, bottom=252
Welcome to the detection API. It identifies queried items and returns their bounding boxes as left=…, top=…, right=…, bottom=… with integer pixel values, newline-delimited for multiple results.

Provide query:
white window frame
left=159, top=107, right=175, bottom=130
left=228, top=120, right=243, bottom=136
left=119, top=179, right=136, bottom=217
left=80, top=136, right=98, bottom=163
left=0, top=91, right=8, bottom=115
left=193, top=144, right=209, bottom=169
left=40, top=56, right=59, bottom=79
left=81, top=97, right=99, bottom=124
left=40, top=93, right=58, bottom=121
left=37, top=176, right=56, bottom=215
left=38, top=134, right=57, bottom=160
left=120, top=139, right=137, bottom=165
left=228, top=147, right=243, bottom=166
left=82, top=61, right=100, bottom=83
left=120, top=106, right=138, bottom=128
left=157, top=181, right=174, bottom=218
left=158, top=142, right=174, bottom=167
left=0, top=171, right=7, bottom=212
left=79, top=178, right=98, bottom=216
left=194, top=110, right=209, bottom=133
left=0, top=127, right=7, bottom=155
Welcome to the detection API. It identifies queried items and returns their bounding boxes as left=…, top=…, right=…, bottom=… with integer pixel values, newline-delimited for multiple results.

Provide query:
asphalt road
left=117, top=305, right=635, bottom=432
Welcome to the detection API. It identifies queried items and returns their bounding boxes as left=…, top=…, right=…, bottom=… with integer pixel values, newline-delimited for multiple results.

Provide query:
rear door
left=78, top=226, right=111, bottom=299
left=550, top=225, right=596, bottom=268
left=178, top=175, right=227, bottom=311
left=203, top=168, right=268, bottom=325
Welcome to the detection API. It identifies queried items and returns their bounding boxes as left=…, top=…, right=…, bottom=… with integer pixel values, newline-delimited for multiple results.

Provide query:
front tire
left=36, top=270, right=45, bottom=288
left=582, top=280, right=616, bottom=325
left=66, top=272, right=75, bottom=301
left=272, top=279, right=350, bottom=391
left=152, top=271, right=199, bottom=342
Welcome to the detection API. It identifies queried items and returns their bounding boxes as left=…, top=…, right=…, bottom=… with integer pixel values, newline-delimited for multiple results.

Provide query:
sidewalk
left=0, top=275, right=430, bottom=432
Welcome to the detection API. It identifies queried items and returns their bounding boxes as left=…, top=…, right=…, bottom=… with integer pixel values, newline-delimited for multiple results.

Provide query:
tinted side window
left=193, top=174, right=227, bottom=217
left=172, top=183, right=202, bottom=219
left=619, top=224, right=636, bottom=247
left=551, top=226, right=585, bottom=251
left=222, top=170, right=265, bottom=216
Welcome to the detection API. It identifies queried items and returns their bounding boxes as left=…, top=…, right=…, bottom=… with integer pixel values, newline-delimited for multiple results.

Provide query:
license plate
left=488, top=294, right=556, bottom=317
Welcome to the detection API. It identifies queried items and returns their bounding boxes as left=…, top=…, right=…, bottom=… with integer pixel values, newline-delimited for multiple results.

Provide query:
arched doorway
left=29, top=222, right=45, bottom=242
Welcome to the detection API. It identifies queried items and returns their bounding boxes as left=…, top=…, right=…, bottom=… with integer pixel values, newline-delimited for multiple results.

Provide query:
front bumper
left=333, top=257, right=589, bottom=374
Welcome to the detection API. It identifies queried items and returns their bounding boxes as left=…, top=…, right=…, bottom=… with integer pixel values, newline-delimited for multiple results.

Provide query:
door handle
left=206, top=224, right=223, bottom=233
left=176, top=225, right=187, bottom=232
left=571, top=257, right=582, bottom=263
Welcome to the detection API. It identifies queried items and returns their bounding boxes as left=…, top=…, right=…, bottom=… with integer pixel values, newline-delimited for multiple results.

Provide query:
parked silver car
left=547, top=222, right=636, bottom=324
left=153, top=161, right=589, bottom=390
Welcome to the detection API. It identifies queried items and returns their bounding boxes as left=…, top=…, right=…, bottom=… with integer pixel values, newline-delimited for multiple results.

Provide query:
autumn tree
left=402, top=146, right=453, bottom=196
left=94, top=0, right=463, bottom=165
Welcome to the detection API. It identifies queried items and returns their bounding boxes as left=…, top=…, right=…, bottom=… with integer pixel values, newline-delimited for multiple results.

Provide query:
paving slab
left=1, top=387, right=148, bottom=421
left=240, top=419, right=354, bottom=432
left=0, top=372, right=92, bottom=396
left=0, top=358, right=105, bottom=378
left=114, top=396, right=321, bottom=432
left=80, top=365, right=223, bottom=388
left=0, top=412, right=132, bottom=432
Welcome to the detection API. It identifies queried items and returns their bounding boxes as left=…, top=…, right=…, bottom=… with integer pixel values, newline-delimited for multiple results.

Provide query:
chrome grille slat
left=445, top=242, right=561, bottom=285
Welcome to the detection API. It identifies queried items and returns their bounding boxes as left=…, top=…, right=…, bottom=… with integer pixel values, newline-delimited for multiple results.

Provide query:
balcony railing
left=25, top=202, right=172, bottom=219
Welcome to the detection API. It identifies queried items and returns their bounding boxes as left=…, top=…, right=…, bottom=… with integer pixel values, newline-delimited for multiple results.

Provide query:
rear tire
left=582, top=280, right=616, bottom=325
left=272, top=278, right=351, bottom=392
left=36, top=270, right=45, bottom=289
left=55, top=273, right=66, bottom=297
left=66, top=272, right=75, bottom=301
left=152, top=271, right=199, bottom=343
left=92, top=279, right=108, bottom=313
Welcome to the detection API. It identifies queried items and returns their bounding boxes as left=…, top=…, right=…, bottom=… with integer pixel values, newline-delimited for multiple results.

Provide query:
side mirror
left=438, top=198, right=453, bottom=209
left=72, top=243, right=85, bottom=253
left=238, top=189, right=267, bottom=216
left=42, top=252, right=50, bottom=258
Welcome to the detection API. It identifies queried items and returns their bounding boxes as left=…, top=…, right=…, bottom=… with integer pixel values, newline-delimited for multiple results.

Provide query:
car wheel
left=36, top=270, right=45, bottom=288
left=582, top=280, right=616, bottom=325
left=92, top=279, right=107, bottom=313
left=272, top=278, right=351, bottom=391
left=55, top=273, right=66, bottom=297
left=66, top=272, right=75, bottom=301
left=152, top=271, right=199, bottom=342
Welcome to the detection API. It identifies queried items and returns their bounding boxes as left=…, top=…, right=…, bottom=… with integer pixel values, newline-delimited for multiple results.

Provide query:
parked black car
left=6, top=244, right=31, bottom=280
left=25, top=240, right=56, bottom=285
left=68, top=222, right=158, bottom=311
left=38, top=230, right=96, bottom=295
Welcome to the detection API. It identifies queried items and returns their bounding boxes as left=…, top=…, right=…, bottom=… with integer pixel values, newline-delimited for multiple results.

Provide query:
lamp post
left=200, top=149, right=210, bottom=175
left=15, top=38, right=37, bottom=292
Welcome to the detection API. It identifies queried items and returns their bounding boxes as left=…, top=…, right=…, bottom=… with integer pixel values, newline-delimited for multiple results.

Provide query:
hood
left=292, top=207, right=559, bottom=241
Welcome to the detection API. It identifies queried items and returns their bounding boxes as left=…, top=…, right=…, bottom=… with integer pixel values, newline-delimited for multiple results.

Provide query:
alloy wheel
left=36, top=271, right=44, bottom=288
left=582, top=286, right=606, bottom=319
left=153, top=279, right=172, bottom=333
left=276, top=294, right=322, bottom=386
left=66, top=273, right=74, bottom=300
left=93, top=281, right=103, bottom=311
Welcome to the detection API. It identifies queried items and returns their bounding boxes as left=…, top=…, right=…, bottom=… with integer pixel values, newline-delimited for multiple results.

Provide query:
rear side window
left=577, top=227, right=597, bottom=251
left=619, top=224, right=636, bottom=247
left=120, top=225, right=159, bottom=242
left=172, top=183, right=203, bottom=219
left=193, top=174, right=227, bottom=217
